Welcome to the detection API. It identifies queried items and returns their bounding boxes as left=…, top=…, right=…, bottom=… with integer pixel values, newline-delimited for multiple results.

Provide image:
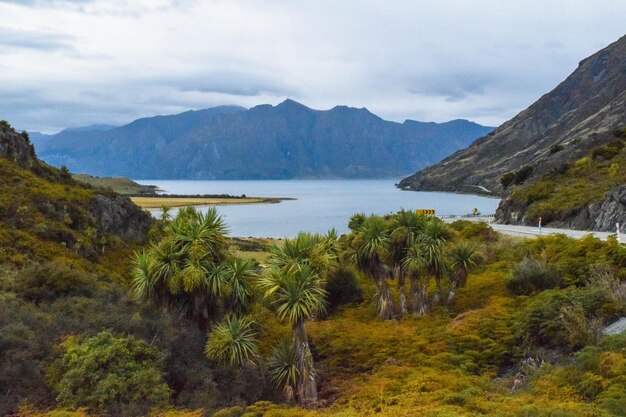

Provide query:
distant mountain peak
left=34, top=102, right=493, bottom=180
left=276, top=99, right=313, bottom=111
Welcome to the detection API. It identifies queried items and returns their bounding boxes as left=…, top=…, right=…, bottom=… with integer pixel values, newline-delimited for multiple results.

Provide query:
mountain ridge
left=399, top=34, right=626, bottom=196
left=34, top=100, right=493, bottom=180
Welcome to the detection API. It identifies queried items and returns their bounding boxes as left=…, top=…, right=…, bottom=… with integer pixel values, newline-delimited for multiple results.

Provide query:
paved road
left=441, top=216, right=624, bottom=242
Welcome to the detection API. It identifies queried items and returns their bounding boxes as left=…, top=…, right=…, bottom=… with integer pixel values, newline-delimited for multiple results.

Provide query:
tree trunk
left=446, top=281, right=457, bottom=304
left=398, top=266, right=408, bottom=316
left=294, top=320, right=317, bottom=408
left=416, top=281, right=429, bottom=316
left=432, top=275, right=442, bottom=305
left=376, top=272, right=394, bottom=320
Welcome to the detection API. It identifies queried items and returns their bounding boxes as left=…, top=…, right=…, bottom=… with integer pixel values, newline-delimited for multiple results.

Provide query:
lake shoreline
left=131, top=195, right=293, bottom=209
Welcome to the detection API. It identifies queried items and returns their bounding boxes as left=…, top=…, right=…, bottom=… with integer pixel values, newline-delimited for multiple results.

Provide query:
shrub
left=325, top=266, right=364, bottom=311
left=549, top=144, right=563, bottom=155
left=212, top=406, right=244, bottom=417
left=592, top=145, right=621, bottom=161
left=13, top=262, right=95, bottom=304
left=505, top=258, right=562, bottom=295
left=47, top=331, right=170, bottom=416
left=613, top=126, right=626, bottom=138
left=513, top=287, right=612, bottom=352
left=500, top=172, right=516, bottom=188
left=449, top=220, right=498, bottom=242
left=514, top=165, right=534, bottom=185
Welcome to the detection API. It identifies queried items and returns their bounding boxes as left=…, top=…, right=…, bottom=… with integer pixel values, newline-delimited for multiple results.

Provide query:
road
left=441, top=216, right=624, bottom=242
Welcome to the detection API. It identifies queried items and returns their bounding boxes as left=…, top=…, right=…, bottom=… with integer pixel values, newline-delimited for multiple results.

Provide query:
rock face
left=91, top=194, right=152, bottom=241
left=593, top=186, right=626, bottom=232
left=496, top=185, right=626, bottom=232
left=0, top=122, right=37, bottom=168
left=399, top=34, right=626, bottom=195
left=34, top=101, right=493, bottom=179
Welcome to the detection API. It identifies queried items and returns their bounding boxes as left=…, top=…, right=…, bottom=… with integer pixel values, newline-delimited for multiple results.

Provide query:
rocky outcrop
left=0, top=121, right=38, bottom=168
left=587, top=186, right=626, bottom=232
left=91, top=194, right=152, bottom=241
left=399, top=34, right=626, bottom=195
left=1, top=120, right=152, bottom=242
left=496, top=185, right=626, bottom=232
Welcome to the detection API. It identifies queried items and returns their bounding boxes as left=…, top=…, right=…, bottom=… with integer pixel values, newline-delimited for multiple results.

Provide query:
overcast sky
left=1, top=0, right=625, bottom=133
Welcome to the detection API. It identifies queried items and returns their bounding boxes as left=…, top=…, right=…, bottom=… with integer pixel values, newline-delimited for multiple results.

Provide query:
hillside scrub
left=509, top=133, right=626, bottom=225
left=2, top=161, right=626, bottom=417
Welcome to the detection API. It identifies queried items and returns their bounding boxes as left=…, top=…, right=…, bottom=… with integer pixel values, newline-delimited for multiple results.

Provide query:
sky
left=1, top=0, right=625, bottom=133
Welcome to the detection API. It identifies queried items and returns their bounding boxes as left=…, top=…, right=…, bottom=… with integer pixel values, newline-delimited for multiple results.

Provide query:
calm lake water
left=135, top=180, right=500, bottom=238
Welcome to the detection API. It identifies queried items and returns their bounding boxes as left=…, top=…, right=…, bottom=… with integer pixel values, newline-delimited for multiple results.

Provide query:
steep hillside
left=399, top=34, right=626, bottom=196
left=496, top=129, right=626, bottom=231
left=0, top=120, right=152, bottom=264
left=34, top=100, right=492, bottom=179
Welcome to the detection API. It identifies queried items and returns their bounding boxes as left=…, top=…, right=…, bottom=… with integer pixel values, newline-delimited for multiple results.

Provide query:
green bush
left=514, top=165, right=534, bottom=184
left=325, top=266, right=364, bottom=311
left=592, top=145, right=621, bottom=161
left=549, top=144, right=563, bottom=155
left=500, top=172, right=516, bottom=188
left=47, top=331, right=170, bottom=416
left=212, top=406, right=244, bottom=417
left=13, top=262, right=95, bottom=304
left=513, top=287, right=611, bottom=352
left=505, top=258, right=562, bottom=295
left=449, top=220, right=498, bottom=242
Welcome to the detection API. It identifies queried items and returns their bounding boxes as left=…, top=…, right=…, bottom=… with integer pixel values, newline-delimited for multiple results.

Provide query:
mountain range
left=399, top=34, right=626, bottom=231
left=32, top=100, right=492, bottom=179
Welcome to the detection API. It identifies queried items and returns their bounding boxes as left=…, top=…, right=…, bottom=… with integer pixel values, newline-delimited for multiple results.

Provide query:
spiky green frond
left=205, top=315, right=259, bottom=367
left=258, top=265, right=327, bottom=325
left=225, top=259, right=257, bottom=310
left=130, top=250, right=155, bottom=301
left=268, top=337, right=297, bottom=389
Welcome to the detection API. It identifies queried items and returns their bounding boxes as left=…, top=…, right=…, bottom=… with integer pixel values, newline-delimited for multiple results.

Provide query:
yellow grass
left=130, top=196, right=283, bottom=208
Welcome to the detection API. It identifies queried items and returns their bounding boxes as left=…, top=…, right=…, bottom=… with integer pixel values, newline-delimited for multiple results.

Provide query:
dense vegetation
left=7, top=208, right=626, bottom=416
left=3, top=119, right=626, bottom=417
left=506, top=131, right=626, bottom=224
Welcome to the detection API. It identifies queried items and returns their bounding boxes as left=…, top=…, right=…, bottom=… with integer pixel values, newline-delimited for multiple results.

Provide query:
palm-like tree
left=268, top=337, right=297, bottom=405
left=158, top=205, right=172, bottom=221
left=131, top=207, right=240, bottom=329
left=351, top=216, right=393, bottom=319
left=390, top=211, right=428, bottom=315
left=269, top=232, right=339, bottom=278
left=223, top=259, right=257, bottom=312
left=420, top=220, right=449, bottom=305
left=205, top=315, right=259, bottom=367
left=403, top=241, right=429, bottom=315
left=258, top=264, right=326, bottom=408
left=447, top=242, right=478, bottom=302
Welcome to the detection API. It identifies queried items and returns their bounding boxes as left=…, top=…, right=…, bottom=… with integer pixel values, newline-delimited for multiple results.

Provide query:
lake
left=135, top=179, right=500, bottom=238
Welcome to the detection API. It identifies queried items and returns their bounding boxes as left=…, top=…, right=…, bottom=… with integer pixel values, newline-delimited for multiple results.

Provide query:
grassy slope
left=0, top=158, right=138, bottom=271
left=72, top=174, right=158, bottom=196
left=509, top=132, right=626, bottom=224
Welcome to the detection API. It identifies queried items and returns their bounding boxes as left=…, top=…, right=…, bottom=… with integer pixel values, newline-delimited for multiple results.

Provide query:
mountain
left=33, top=100, right=493, bottom=179
left=27, top=124, right=117, bottom=148
left=400, top=34, right=626, bottom=196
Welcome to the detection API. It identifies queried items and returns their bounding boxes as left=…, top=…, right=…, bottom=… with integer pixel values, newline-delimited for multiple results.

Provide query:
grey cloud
left=166, top=73, right=297, bottom=97
left=0, top=26, right=74, bottom=51
left=406, top=71, right=502, bottom=101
